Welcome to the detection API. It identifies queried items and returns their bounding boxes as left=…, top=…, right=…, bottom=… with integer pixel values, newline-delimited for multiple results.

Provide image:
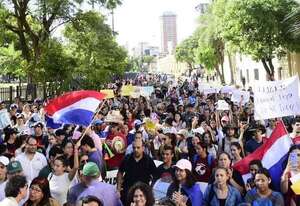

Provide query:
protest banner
left=253, top=76, right=300, bottom=120
left=121, top=85, right=135, bottom=96
left=220, top=85, right=237, bottom=94
left=216, top=100, right=230, bottom=111
left=140, top=86, right=154, bottom=97
left=130, top=86, right=141, bottom=98
left=100, top=89, right=114, bottom=99
left=231, top=90, right=250, bottom=105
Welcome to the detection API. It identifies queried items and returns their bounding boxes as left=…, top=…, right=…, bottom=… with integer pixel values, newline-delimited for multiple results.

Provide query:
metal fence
left=0, top=84, right=56, bottom=104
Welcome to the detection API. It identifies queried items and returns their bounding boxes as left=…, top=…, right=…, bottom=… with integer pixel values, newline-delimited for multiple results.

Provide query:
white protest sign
left=217, top=100, right=230, bottom=111
left=254, top=76, right=300, bottom=120
left=221, top=85, right=237, bottom=94
left=231, top=90, right=250, bottom=105
left=141, top=86, right=154, bottom=97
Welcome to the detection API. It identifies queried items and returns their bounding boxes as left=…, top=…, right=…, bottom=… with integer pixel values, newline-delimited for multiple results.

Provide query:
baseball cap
left=7, top=160, right=23, bottom=174
left=93, top=119, right=104, bottom=126
left=0, top=156, right=9, bottom=166
left=174, top=159, right=192, bottom=172
left=10, top=104, right=18, bottom=110
left=33, top=122, right=44, bottom=128
left=83, top=162, right=100, bottom=177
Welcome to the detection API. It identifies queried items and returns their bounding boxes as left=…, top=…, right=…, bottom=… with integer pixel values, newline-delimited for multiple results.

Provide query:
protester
left=230, top=142, right=244, bottom=165
left=24, top=177, right=60, bottom=206
left=127, top=182, right=155, bottom=206
left=117, top=139, right=157, bottom=204
left=209, top=152, right=244, bottom=194
left=246, top=159, right=263, bottom=191
left=2, top=73, right=300, bottom=206
left=0, top=156, right=9, bottom=201
left=0, top=175, right=28, bottom=206
left=203, top=167, right=242, bottom=206
left=281, top=144, right=300, bottom=205
left=81, top=196, right=103, bottom=206
left=153, top=145, right=175, bottom=183
left=167, top=159, right=203, bottom=206
left=68, top=162, right=122, bottom=206
left=245, top=168, right=284, bottom=206
left=48, top=144, right=79, bottom=205
left=16, top=136, right=48, bottom=182
left=245, top=124, right=266, bottom=155
left=192, top=142, right=215, bottom=183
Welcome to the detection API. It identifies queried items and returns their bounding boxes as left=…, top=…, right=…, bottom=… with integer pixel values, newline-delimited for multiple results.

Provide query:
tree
left=222, top=0, right=300, bottom=80
left=0, top=0, right=122, bottom=83
left=284, top=1, right=300, bottom=38
left=175, top=35, right=199, bottom=74
left=64, top=11, right=127, bottom=89
left=194, top=1, right=227, bottom=84
left=0, top=43, right=27, bottom=81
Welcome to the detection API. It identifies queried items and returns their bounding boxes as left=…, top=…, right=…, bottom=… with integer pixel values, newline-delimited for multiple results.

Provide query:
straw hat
left=104, top=110, right=124, bottom=124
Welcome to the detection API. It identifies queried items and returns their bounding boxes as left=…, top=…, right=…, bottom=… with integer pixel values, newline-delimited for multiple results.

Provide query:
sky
left=107, top=0, right=203, bottom=50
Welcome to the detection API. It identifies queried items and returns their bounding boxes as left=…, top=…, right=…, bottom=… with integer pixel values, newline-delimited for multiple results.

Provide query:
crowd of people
left=0, top=73, right=299, bottom=206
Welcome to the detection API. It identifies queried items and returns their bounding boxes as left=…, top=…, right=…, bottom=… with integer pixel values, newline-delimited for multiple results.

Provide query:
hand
left=245, top=183, right=251, bottom=191
left=172, top=192, right=188, bottom=206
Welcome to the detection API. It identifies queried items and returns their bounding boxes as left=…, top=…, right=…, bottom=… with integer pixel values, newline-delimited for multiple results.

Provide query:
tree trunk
left=215, top=65, right=225, bottom=84
left=266, top=58, right=275, bottom=81
left=220, top=63, right=225, bottom=84
left=261, top=58, right=275, bottom=81
left=227, top=51, right=235, bottom=85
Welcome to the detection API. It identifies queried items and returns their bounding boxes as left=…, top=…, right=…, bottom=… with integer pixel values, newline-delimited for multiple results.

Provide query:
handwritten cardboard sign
left=121, top=85, right=134, bottom=96
left=254, top=76, right=300, bottom=120
left=231, top=90, right=250, bottom=105
left=100, top=89, right=114, bottom=99
left=217, top=100, right=230, bottom=111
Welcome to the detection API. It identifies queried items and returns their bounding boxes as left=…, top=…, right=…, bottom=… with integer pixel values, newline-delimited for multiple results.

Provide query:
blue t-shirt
left=245, top=188, right=284, bottom=206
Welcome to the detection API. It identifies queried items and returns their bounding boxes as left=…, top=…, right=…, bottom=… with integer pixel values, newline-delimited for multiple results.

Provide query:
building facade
left=160, top=12, right=177, bottom=55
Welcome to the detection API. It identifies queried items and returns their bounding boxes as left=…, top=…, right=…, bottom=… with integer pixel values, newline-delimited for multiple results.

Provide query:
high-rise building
left=160, top=12, right=177, bottom=55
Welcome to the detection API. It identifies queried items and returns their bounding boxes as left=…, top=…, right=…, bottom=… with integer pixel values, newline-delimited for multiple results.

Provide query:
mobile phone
left=290, top=152, right=298, bottom=169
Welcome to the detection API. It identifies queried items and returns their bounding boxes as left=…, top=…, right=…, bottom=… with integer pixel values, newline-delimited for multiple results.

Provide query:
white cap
left=0, top=156, right=9, bottom=166
left=174, top=159, right=192, bottom=172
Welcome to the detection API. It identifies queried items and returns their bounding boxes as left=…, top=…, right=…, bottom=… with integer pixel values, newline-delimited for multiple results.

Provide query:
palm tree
left=285, top=1, right=300, bottom=37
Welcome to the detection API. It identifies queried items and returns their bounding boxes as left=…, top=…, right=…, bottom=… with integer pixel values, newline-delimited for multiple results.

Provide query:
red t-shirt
left=105, top=131, right=127, bottom=169
left=193, top=155, right=216, bottom=183
left=292, top=136, right=300, bottom=145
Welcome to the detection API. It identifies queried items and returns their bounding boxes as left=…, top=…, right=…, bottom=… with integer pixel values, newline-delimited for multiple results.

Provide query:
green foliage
left=64, top=11, right=127, bottom=89
left=222, top=0, right=300, bottom=60
left=194, top=45, right=218, bottom=71
left=125, top=57, right=140, bottom=72
left=0, top=0, right=123, bottom=85
left=0, top=43, right=26, bottom=78
left=175, top=35, right=199, bottom=68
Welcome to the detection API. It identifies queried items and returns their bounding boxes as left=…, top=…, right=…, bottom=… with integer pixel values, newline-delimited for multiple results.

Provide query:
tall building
left=160, top=12, right=177, bottom=55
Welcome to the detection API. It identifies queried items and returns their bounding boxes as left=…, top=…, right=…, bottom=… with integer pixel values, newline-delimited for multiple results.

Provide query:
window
left=254, top=69, right=259, bottom=80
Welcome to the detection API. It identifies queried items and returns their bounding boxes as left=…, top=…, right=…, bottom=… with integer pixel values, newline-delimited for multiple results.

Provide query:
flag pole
left=76, top=99, right=107, bottom=146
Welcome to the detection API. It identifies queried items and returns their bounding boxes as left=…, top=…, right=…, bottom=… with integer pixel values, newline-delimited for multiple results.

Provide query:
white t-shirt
left=0, top=197, right=18, bottom=206
left=48, top=173, right=71, bottom=206
left=0, top=180, right=7, bottom=201
left=16, top=152, right=47, bottom=182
